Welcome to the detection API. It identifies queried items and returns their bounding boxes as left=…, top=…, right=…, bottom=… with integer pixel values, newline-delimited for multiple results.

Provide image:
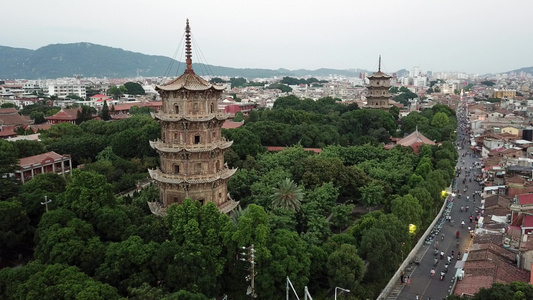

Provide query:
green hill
left=0, top=43, right=360, bottom=79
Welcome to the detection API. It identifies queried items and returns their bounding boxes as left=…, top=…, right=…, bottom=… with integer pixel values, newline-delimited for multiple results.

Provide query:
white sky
left=2, top=0, right=532, bottom=75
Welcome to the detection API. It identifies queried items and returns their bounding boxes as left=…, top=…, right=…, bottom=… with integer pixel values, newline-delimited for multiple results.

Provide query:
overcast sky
left=2, top=0, right=532, bottom=75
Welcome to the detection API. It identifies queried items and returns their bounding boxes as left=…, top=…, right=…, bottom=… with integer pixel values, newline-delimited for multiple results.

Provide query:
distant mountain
left=0, top=42, right=379, bottom=79
left=506, top=66, right=533, bottom=75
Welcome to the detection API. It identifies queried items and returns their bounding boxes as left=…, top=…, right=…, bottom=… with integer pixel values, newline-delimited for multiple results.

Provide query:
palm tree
left=229, top=205, right=249, bottom=227
left=270, top=178, right=304, bottom=212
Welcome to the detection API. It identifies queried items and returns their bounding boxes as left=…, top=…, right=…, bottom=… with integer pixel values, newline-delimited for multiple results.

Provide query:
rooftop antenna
left=185, top=19, right=194, bottom=74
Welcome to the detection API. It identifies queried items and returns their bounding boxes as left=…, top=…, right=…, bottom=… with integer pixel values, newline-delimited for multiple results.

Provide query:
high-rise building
left=365, top=56, right=392, bottom=108
left=148, top=20, right=238, bottom=215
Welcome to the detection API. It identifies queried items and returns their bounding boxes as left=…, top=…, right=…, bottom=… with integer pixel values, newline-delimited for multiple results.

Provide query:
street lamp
left=40, top=195, right=52, bottom=212
left=335, top=287, right=350, bottom=300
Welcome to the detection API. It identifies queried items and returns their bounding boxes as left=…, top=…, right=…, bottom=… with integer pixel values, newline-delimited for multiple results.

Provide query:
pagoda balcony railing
left=151, top=111, right=228, bottom=122
left=149, top=167, right=237, bottom=184
left=149, top=138, right=233, bottom=152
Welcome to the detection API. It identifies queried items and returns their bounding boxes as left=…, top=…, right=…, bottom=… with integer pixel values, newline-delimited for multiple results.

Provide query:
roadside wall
left=376, top=194, right=450, bottom=300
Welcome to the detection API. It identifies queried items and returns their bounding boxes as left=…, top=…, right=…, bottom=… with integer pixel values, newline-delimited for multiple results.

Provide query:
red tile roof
left=46, top=108, right=80, bottom=121
left=0, top=108, right=18, bottom=114
left=29, top=123, right=52, bottom=132
left=0, top=128, right=16, bottom=138
left=18, top=151, right=68, bottom=168
left=90, top=94, right=107, bottom=98
left=0, top=110, right=32, bottom=127
left=397, top=129, right=436, bottom=147
left=518, top=193, right=533, bottom=205
left=222, top=120, right=244, bottom=129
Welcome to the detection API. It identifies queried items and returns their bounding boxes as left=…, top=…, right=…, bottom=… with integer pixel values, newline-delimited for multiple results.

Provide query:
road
left=395, top=101, right=482, bottom=300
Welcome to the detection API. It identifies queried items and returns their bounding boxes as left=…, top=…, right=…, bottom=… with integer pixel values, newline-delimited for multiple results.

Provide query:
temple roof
left=397, top=129, right=436, bottom=147
left=156, top=20, right=225, bottom=92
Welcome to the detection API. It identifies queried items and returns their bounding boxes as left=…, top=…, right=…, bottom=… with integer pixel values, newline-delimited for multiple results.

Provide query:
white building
left=47, top=82, right=86, bottom=99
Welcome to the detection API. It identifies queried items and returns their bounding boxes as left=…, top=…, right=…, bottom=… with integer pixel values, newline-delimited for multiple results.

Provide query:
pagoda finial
left=185, top=19, right=193, bottom=74
left=378, top=55, right=381, bottom=72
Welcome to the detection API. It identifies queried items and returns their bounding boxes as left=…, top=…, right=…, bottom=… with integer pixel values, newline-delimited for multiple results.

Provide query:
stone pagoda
left=365, top=56, right=392, bottom=109
left=148, top=20, right=238, bottom=215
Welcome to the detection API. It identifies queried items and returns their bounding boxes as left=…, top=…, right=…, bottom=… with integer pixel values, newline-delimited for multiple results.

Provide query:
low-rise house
left=15, top=151, right=72, bottom=184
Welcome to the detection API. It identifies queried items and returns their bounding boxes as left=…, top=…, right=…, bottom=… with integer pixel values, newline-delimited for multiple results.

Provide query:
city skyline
left=2, top=0, right=532, bottom=75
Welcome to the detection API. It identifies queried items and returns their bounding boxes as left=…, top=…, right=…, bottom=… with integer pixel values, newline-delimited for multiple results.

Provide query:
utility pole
left=40, top=195, right=52, bottom=212
left=241, top=244, right=257, bottom=299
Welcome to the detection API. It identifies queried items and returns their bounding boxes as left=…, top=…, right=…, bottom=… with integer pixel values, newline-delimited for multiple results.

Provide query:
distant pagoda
left=148, top=20, right=238, bottom=215
left=365, top=55, right=392, bottom=108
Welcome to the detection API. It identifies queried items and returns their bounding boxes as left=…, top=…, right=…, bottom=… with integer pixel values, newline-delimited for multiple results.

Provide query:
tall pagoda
left=148, top=20, right=238, bottom=215
left=365, top=56, right=392, bottom=108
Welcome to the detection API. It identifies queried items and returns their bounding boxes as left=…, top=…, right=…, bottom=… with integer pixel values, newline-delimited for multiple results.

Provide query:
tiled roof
left=454, top=242, right=529, bottom=296
left=0, top=111, right=32, bottom=127
left=0, top=128, right=16, bottom=137
left=29, top=123, right=52, bottom=132
left=518, top=193, right=533, bottom=205
left=367, top=71, right=391, bottom=79
left=90, top=94, right=107, bottom=98
left=156, top=71, right=225, bottom=92
left=18, top=151, right=68, bottom=168
left=0, top=108, right=18, bottom=114
left=222, top=120, right=244, bottom=129
left=46, top=108, right=80, bottom=120
left=397, top=129, right=436, bottom=147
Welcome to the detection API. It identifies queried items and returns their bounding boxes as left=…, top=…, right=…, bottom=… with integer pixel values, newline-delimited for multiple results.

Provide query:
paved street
left=394, top=101, right=481, bottom=300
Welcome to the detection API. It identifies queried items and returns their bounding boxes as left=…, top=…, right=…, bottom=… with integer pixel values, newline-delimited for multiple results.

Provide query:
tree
left=108, top=85, right=127, bottom=99
left=233, top=111, right=244, bottom=122
left=76, top=105, right=96, bottom=124
left=266, top=83, right=293, bottom=93
left=330, top=204, right=354, bottom=232
left=0, top=139, right=20, bottom=200
left=95, top=235, right=159, bottom=294
left=431, top=111, right=450, bottom=128
left=163, top=200, right=233, bottom=297
left=124, top=82, right=146, bottom=95
left=12, top=140, right=46, bottom=158
left=359, top=181, right=385, bottom=211
left=229, top=77, right=246, bottom=88
left=270, top=178, right=304, bottom=212
left=359, top=214, right=409, bottom=280
left=30, top=111, right=46, bottom=124
left=34, top=216, right=105, bottom=275
left=327, top=244, right=365, bottom=292
left=100, top=100, right=111, bottom=121
left=0, top=200, right=32, bottom=254
left=258, top=229, right=311, bottom=299
left=0, top=262, right=120, bottom=300
left=223, top=127, right=264, bottom=160
left=390, top=194, right=423, bottom=231
left=56, top=170, right=116, bottom=222
left=16, top=173, right=66, bottom=226
left=0, top=103, right=16, bottom=108
left=481, top=80, right=495, bottom=86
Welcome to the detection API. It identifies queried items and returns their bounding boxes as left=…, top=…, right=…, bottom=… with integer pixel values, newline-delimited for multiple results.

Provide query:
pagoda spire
left=378, top=55, right=381, bottom=72
left=185, top=19, right=194, bottom=74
